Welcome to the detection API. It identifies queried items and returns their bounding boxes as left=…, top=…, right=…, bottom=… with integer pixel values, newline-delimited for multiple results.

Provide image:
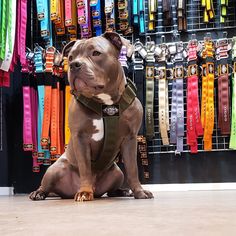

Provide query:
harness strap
left=71, top=78, right=137, bottom=171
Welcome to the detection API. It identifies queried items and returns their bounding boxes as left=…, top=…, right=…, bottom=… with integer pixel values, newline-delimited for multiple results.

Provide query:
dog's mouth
left=73, top=77, right=105, bottom=95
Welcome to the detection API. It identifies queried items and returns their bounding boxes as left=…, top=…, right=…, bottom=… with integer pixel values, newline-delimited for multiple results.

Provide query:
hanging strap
left=230, top=37, right=236, bottom=149
left=145, top=39, right=155, bottom=140
left=105, top=0, right=116, bottom=32
left=118, top=0, right=133, bottom=35
left=216, top=37, right=230, bottom=135
left=64, top=76, right=71, bottom=149
left=139, top=0, right=145, bottom=33
left=66, top=0, right=77, bottom=41
left=156, top=42, right=170, bottom=145
left=90, top=0, right=102, bottom=36
left=50, top=0, right=57, bottom=21
left=162, top=0, right=172, bottom=26
left=186, top=39, right=203, bottom=153
left=220, top=0, right=228, bottom=23
left=148, top=0, right=157, bottom=31
left=23, top=74, right=33, bottom=151
left=137, top=136, right=149, bottom=180
left=77, top=0, right=91, bottom=38
left=133, top=40, right=146, bottom=135
left=0, top=0, right=8, bottom=60
left=177, top=0, right=187, bottom=31
left=0, top=0, right=17, bottom=72
left=41, top=81, right=52, bottom=150
left=54, top=0, right=66, bottom=35
left=201, top=0, right=215, bottom=23
left=201, top=38, right=215, bottom=150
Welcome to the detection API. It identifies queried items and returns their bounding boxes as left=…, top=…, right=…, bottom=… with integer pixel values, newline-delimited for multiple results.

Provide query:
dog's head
left=63, top=32, right=133, bottom=100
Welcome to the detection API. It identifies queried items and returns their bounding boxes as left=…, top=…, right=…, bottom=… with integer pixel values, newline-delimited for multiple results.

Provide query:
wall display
left=0, top=0, right=236, bottom=182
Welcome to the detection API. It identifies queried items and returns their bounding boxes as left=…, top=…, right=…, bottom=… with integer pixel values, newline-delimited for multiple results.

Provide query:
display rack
left=145, top=0, right=236, bottom=155
left=145, top=0, right=236, bottom=36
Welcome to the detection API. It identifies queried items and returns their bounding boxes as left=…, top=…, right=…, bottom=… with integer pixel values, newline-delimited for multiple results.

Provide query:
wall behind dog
left=1, top=0, right=236, bottom=192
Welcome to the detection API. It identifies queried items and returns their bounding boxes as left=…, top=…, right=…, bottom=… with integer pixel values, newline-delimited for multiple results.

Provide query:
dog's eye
left=68, top=55, right=73, bottom=61
left=92, top=51, right=101, bottom=56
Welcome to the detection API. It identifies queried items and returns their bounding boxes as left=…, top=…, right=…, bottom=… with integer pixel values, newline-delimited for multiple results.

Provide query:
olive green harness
left=71, top=79, right=137, bottom=171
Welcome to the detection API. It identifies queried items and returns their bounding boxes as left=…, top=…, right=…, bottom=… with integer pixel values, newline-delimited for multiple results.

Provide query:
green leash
left=0, top=0, right=8, bottom=60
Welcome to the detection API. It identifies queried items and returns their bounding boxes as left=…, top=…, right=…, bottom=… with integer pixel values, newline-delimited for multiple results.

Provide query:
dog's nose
left=70, top=61, right=82, bottom=71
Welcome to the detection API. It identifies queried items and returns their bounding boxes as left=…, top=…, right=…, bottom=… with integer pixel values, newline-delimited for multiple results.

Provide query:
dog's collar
left=71, top=78, right=137, bottom=116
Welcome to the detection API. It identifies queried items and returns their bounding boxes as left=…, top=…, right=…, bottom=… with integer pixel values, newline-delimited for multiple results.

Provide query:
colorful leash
left=216, top=36, right=231, bottom=135
left=104, top=0, right=116, bottom=32
left=230, top=37, right=236, bottom=149
left=145, top=37, right=155, bottom=140
left=148, top=0, right=157, bottom=31
left=201, top=0, right=215, bottom=23
left=156, top=39, right=170, bottom=145
left=186, top=37, right=203, bottom=153
left=118, top=0, right=133, bottom=35
left=220, top=0, right=228, bottom=23
left=90, top=0, right=102, bottom=36
left=201, top=35, right=215, bottom=151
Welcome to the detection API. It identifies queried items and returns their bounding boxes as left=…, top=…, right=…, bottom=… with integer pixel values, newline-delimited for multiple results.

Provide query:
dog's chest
left=91, top=118, right=104, bottom=141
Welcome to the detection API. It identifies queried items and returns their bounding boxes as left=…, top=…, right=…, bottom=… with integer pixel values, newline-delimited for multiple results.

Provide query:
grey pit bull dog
left=29, top=32, right=153, bottom=201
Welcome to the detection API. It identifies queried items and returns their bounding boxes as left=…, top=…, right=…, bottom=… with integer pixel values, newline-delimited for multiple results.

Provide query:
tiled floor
left=0, top=190, right=236, bottom=236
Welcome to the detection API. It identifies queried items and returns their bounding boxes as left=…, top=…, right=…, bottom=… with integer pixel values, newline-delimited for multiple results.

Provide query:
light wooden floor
left=0, top=190, right=236, bottom=236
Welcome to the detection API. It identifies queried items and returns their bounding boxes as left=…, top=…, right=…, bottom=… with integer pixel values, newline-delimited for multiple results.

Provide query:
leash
left=105, top=0, right=116, bottom=32
left=201, top=35, right=215, bottom=151
left=177, top=0, right=187, bottom=31
left=118, top=0, right=133, bottom=35
left=201, top=0, right=214, bottom=23
left=148, top=0, right=157, bottom=31
left=186, top=37, right=203, bottom=153
left=156, top=38, right=170, bottom=145
left=90, top=0, right=102, bottom=36
left=216, top=35, right=231, bottom=135
left=133, top=39, right=146, bottom=135
left=230, top=37, right=236, bottom=149
left=145, top=37, right=155, bottom=140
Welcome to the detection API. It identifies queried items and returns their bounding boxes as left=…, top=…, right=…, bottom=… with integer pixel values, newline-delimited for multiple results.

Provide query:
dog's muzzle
left=70, top=61, right=82, bottom=71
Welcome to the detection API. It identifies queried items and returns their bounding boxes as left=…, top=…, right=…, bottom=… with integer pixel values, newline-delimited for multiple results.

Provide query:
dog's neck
left=94, top=68, right=126, bottom=105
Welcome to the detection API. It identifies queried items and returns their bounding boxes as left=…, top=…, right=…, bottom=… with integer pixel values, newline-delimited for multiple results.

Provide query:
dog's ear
left=62, top=40, right=77, bottom=58
left=102, top=32, right=134, bottom=57
left=103, top=32, right=123, bottom=51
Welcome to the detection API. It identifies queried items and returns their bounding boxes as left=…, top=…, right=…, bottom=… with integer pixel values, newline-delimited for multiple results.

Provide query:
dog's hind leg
left=29, top=154, right=78, bottom=200
left=94, top=163, right=125, bottom=198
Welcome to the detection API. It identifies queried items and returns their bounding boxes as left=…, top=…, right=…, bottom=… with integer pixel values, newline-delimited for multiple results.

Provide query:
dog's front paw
left=133, top=189, right=154, bottom=199
left=74, top=187, right=94, bottom=202
left=29, top=188, right=47, bottom=201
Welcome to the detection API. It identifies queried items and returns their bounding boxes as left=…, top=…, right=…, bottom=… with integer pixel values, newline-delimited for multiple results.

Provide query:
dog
left=29, top=32, right=153, bottom=201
